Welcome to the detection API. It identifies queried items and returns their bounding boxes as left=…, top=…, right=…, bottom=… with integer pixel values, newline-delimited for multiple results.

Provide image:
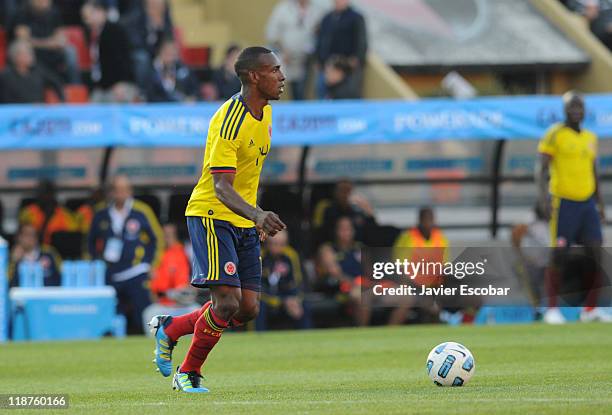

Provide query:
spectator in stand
left=212, top=44, right=242, bottom=101
left=57, top=0, right=124, bottom=23
left=266, top=0, right=326, bottom=100
left=9, top=223, right=61, bottom=287
left=145, top=38, right=199, bottom=102
left=324, top=55, right=361, bottom=99
left=312, top=179, right=376, bottom=246
left=315, top=217, right=370, bottom=325
left=315, top=0, right=367, bottom=98
left=10, top=0, right=80, bottom=83
left=587, top=1, right=612, bottom=50
left=122, top=0, right=174, bottom=91
left=81, top=0, right=137, bottom=103
left=1, top=0, right=17, bottom=27
left=54, top=0, right=88, bottom=25
left=88, top=175, right=164, bottom=334
left=0, top=40, right=65, bottom=103
left=257, top=230, right=310, bottom=331
left=18, top=179, right=77, bottom=246
left=564, top=0, right=612, bottom=50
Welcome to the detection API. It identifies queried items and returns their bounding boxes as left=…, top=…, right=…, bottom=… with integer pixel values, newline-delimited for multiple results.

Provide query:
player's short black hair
left=234, top=46, right=273, bottom=83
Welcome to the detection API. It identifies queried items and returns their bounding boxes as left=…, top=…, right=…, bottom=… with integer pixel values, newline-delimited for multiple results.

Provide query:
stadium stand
left=62, top=25, right=91, bottom=70
left=134, top=193, right=162, bottom=219
left=0, top=28, right=5, bottom=69
left=167, top=193, right=191, bottom=224
left=50, top=231, right=83, bottom=260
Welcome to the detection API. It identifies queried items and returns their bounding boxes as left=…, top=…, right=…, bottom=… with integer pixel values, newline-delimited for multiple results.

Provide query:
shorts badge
left=224, top=261, right=237, bottom=276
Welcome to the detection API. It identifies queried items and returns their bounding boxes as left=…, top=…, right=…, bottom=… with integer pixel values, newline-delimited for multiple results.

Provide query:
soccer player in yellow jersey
left=148, top=47, right=287, bottom=392
left=537, top=91, right=610, bottom=324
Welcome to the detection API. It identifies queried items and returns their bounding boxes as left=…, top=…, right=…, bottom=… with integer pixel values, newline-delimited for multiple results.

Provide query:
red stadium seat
left=181, top=46, right=209, bottom=68
left=0, top=28, right=6, bottom=69
left=172, top=28, right=209, bottom=68
left=44, top=88, right=62, bottom=104
left=64, top=84, right=89, bottom=103
left=45, top=85, right=90, bottom=104
left=62, top=26, right=91, bottom=70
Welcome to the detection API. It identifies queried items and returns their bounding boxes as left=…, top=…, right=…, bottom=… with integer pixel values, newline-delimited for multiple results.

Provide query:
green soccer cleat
left=148, top=315, right=176, bottom=377
left=172, top=366, right=209, bottom=393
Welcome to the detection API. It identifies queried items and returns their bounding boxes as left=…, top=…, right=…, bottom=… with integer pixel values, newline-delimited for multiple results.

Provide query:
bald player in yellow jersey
left=536, top=91, right=610, bottom=324
left=148, top=47, right=287, bottom=392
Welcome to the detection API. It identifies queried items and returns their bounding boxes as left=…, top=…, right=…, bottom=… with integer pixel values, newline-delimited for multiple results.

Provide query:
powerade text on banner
left=0, top=95, right=611, bottom=150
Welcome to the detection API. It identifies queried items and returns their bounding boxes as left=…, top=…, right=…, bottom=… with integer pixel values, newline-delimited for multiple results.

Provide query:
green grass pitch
left=2, top=323, right=611, bottom=414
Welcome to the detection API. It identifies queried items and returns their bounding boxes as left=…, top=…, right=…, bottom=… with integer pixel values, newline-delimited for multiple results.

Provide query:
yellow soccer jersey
left=186, top=94, right=272, bottom=227
left=538, top=123, right=597, bottom=201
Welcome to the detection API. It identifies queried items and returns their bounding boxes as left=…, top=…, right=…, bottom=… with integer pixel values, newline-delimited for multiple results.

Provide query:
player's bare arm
left=535, top=153, right=552, bottom=220
left=213, top=172, right=286, bottom=236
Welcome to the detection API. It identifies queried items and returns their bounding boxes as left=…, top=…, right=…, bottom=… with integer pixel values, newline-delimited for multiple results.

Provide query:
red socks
left=584, top=271, right=601, bottom=310
left=545, top=267, right=560, bottom=308
left=179, top=306, right=228, bottom=374
left=164, top=301, right=211, bottom=342
left=164, top=301, right=244, bottom=374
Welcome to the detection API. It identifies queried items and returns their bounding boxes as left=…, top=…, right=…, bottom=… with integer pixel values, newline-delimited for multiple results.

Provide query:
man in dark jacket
left=0, top=39, right=64, bottom=103
left=122, top=0, right=174, bottom=90
left=88, top=175, right=164, bottom=334
left=145, top=38, right=199, bottom=102
left=315, top=0, right=367, bottom=98
left=9, top=0, right=80, bottom=83
left=81, top=0, right=137, bottom=102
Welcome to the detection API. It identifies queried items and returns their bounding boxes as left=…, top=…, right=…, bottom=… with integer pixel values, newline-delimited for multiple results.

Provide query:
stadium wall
left=184, top=0, right=418, bottom=99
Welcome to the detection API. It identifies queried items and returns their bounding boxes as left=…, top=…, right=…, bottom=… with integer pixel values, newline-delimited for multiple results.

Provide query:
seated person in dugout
left=391, top=207, right=450, bottom=324
left=257, top=230, right=310, bottom=330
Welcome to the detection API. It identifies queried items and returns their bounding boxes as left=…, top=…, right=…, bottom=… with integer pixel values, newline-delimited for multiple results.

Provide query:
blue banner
left=1, top=95, right=612, bottom=150
left=0, top=237, right=7, bottom=343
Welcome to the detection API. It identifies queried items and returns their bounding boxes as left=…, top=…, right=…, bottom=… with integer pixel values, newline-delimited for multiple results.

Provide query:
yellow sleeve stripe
left=229, top=106, right=247, bottom=140
left=221, top=100, right=245, bottom=140
left=225, top=105, right=243, bottom=140
left=220, top=99, right=238, bottom=138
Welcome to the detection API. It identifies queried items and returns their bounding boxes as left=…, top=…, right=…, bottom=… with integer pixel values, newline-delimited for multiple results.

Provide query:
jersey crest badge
left=224, top=261, right=237, bottom=276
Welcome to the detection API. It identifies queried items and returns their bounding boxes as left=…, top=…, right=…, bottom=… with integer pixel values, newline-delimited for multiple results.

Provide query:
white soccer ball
left=426, top=341, right=475, bottom=386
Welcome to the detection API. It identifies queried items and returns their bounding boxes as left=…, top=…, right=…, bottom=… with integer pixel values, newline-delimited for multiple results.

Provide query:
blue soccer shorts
left=186, top=216, right=262, bottom=292
left=550, top=196, right=602, bottom=247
